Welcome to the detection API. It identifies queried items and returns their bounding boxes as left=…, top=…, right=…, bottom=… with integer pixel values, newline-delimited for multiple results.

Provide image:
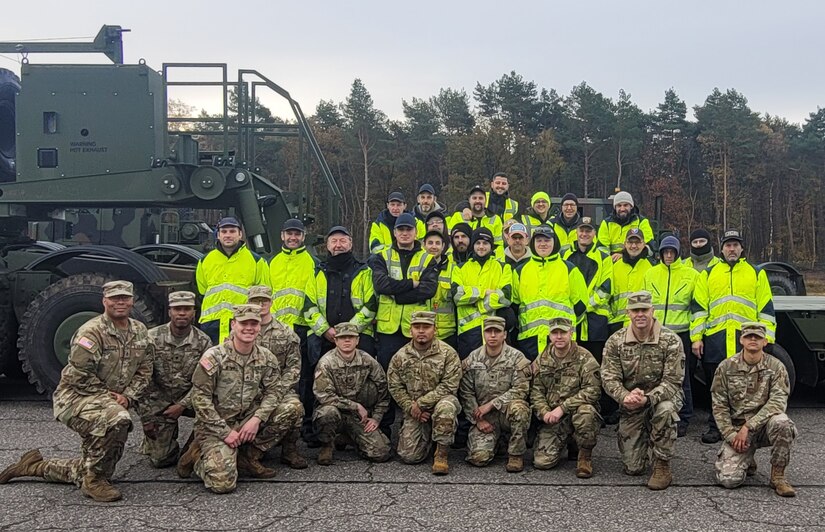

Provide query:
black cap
left=472, top=227, right=495, bottom=246
left=387, top=191, right=406, bottom=203
left=721, top=229, right=744, bottom=245
left=451, top=222, right=472, bottom=238
left=281, top=218, right=306, bottom=232
left=394, top=213, right=416, bottom=229
left=418, top=184, right=435, bottom=195
left=217, top=216, right=241, bottom=229
left=561, top=192, right=579, bottom=205
left=327, top=225, right=350, bottom=237
left=469, top=184, right=485, bottom=195
left=424, top=229, right=445, bottom=242
left=425, top=210, right=446, bottom=223
left=690, top=228, right=712, bottom=242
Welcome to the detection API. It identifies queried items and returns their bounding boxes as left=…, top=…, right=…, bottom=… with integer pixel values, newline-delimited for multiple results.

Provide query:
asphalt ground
left=1, top=377, right=824, bottom=532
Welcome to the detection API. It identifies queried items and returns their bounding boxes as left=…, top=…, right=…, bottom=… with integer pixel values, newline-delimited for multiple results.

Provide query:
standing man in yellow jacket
left=369, top=191, right=408, bottom=254
left=608, top=228, right=654, bottom=333
left=447, top=185, right=505, bottom=256
left=644, top=236, right=698, bottom=437
left=551, top=193, right=583, bottom=255
left=486, top=172, right=520, bottom=222
left=196, top=217, right=269, bottom=344
left=598, top=191, right=655, bottom=262
left=690, top=229, right=776, bottom=444
left=520, top=192, right=553, bottom=236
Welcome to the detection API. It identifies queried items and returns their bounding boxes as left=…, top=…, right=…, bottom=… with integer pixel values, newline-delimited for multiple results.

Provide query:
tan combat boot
left=81, top=475, right=122, bottom=502
left=280, top=437, right=309, bottom=470
left=576, top=449, right=593, bottom=479
left=317, top=442, right=334, bottom=466
left=176, top=440, right=201, bottom=479
left=0, top=449, right=46, bottom=483
left=647, top=458, right=672, bottom=490
left=432, top=444, right=450, bottom=475
left=237, top=446, right=277, bottom=478
left=506, top=455, right=524, bottom=473
left=770, top=465, right=796, bottom=497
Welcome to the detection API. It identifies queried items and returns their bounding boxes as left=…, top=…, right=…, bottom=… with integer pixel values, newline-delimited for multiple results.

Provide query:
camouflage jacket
left=459, top=344, right=531, bottom=418
left=711, top=351, right=790, bottom=443
left=53, top=314, right=153, bottom=422
left=387, top=339, right=462, bottom=415
left=191, top=340, right=284, bottom=440
left=530, top=342, right=601, bottom=418
left=256, top=318, right=301, bottom=392
left=141, top=324, right=212, bottom=412
left=313, top=348, right=389, bottom=423
left=601, top=320, right=684, bottom=406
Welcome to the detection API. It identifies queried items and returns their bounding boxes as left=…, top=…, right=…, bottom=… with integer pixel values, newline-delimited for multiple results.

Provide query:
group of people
left=0, top=173, right=796, bottom=501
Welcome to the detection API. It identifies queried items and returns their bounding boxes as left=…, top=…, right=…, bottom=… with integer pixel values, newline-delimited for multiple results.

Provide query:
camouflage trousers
left=534, top=404, right=600, bottom=470
left=466, top=399, right=530, bottom=465
left=715, top=413, right=797, bottom=489
left=138, top=397, right=194, bottom=468
left=313, top=382, right=391, bottom=461
left=45, top=395, right=133, bottom=486
left=618, top=399, right=681, bottom=475
left=397, top=395, right=461, bottom=464
left=194, top=398, right=303, bottom=493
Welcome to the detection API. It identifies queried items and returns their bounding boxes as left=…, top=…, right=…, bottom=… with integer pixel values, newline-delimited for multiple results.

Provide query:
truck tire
left=17, top=273, right=161, bottom=394
left=767, top=343, right=796, bottom=395
left=767, top=273, right=798, bottom=296
left=0, top=68, right=20, bottom=182
left=0, top=309, right=24, bottom=379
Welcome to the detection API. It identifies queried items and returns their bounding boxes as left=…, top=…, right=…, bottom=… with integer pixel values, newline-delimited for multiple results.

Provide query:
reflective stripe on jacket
left=644, top=260, right=698, bottom=333
left=452, top=257, right=512, bottom=335
left=269, top=247, right=318, bottom=327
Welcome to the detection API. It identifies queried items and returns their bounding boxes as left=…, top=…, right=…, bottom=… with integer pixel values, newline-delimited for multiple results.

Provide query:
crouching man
left=313, top=322, right=392, bottom=465
left=712, top=322, right=796, bottom=497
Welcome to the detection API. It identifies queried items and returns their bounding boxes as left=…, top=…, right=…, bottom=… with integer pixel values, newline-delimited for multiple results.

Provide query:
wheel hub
left=53, top=311, right=99, bottom=365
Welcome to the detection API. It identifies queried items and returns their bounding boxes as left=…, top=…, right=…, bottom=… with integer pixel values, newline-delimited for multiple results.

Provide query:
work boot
left=81, top=475, right=122, bottom=502
left=677, top=423, right=688, bottom=438
left=237, top=446, right=277, bottom=479
left=770, top=465, right=796, bottom=497
left=506, top=454, right=524, bottom=473
left=647, top=458, right=672, bottom=490
left=747, top=458, right=757, bottom=477
left=0, top=449, right=46, bottom=483
left=334, top=433, right=353, bottom=451
left=176, top=440, right=200, bottom=479
left=701, top=427, right=722, bottom=444
left=280, top=438, right=308, bottom=470
left=576, top=449, right=593, bottom=479
left=432, top=444, right=449, bottom=475
left=317, top=442, right=334, bottom=466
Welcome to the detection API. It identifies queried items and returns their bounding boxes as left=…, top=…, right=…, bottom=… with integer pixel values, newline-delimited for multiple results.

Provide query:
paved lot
left=1, top=380, right=824, bottom=531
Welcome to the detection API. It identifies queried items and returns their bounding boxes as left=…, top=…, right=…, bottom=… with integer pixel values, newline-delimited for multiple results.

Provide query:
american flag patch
left=77, top=336, right=96, bottom=350
left=200, top=357, right=214, bottom=371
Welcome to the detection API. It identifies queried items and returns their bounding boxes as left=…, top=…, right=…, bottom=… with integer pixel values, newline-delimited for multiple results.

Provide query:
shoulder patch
left=199, top=353, right=219, bottom=375
left=76, top=336, right=96, bottom=351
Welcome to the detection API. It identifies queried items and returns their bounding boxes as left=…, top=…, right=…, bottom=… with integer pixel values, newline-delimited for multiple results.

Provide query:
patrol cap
left=395, top=212, right=416, bottom=229
left=232, top=304, right=262, bottom=322
left=721, top=229, right=744, bottom=245
left=327, top=225, right=351, bottom=237
left=334, top=322, right=360, bottom=338
left=740, top=322, right=767, bottom=338
left=548, top=316, right=573, bottom=332
left=418, top=183, right=436, bottom=195
left=168, top=290, right=196, bottom=307
left=626, top=291, right=654, bottom=310
left=387, top=191, right=406, bottom=203
left=247, top=285, right=273, bottom=301
left=410, top=311, right=436, bottom=326
left=483, top=316, right=507, bottom=331
left=625, top=228, right=644, bottom=242
left=217, top=216, right=241, bottom=229
left=577, top=216, right=595, bottom=230
left=282, top=218, right=306, bottom=233
left=103, top=280, right=133, bottom=298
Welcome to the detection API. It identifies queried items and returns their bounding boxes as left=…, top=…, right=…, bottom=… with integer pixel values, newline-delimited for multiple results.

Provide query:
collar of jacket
left=530, top=251, right=561, bottom=265
left=471, top=252, right=494, bottom=266
left=280, top=245, right=307, bottom=255
left=526, top=208, right=550, bottom=222
left=217, top=241, right=246, bottom=258
left=625, top=319, right=662, bottom=345
left=392, top=240, right=422, bottom=254
left=609, top=212, right=640, bottom=227
left=505, top=247, right=532, bottom=262
left=572, top=241, right=595, bottom=255
left=164, top=324, right=197, bottom=346
left=101, top=313, right=135, bottom=338
left=622, top=247, right=648, bottom=266
left=554, top=212, right=581, bottom=230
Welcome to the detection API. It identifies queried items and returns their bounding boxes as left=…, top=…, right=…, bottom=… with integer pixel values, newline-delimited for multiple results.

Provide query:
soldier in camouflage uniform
left=0, top=281, right=153, bottom=502
left=247, top=285, right=307, bottom=469
left=459, top=316, right=531, bottom=472
left=601, top=291, right=684, bottom=490
left=712, top=322, right=796, bottom=497
left=531, top=317, right=601, bottom=478
left=177, top=304, right=301, bottom=494
left=313, top=322, right=391, bottom=465
left=138, top=291, right=212, bottom=467
left=387, top=311, right=462, bottom=475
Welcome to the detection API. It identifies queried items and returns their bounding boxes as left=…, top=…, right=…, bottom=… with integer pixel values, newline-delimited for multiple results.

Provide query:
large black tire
left=17, top=273, right=161, bottom=394
left=767, top=343, right=796, bottom=396
left=767, top=272, right=798, bottom=296
left=0, top=308, right=24, bottom=379
left=0, top=68, right=19, bottom=182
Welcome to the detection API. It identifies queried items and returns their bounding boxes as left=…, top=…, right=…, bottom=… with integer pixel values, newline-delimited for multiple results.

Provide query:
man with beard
left=414, top=184, right=445, bottom=238
left=520, top=192, right=553, bottom=235
left=448, top=185, right=504, bottom=258
left=597, top=191, right=654, bottom=262
left=486, top=172, right=520, bottom=222
left=608, top=228, right=654, bottom=334
left=551, top=193, right=583, bottom=255
left=449, top=223, right=473, bottom=265
left=369, top=191, right=408, bottom=254
left=690, top=229, right=775, bottom=444
left=683, top=228, right=721, bottom=272
left=424, top=230, right=457, bottom=349
left=197, top=217, right=269, bottom=343
left=511, top=226, right=588, bottom=362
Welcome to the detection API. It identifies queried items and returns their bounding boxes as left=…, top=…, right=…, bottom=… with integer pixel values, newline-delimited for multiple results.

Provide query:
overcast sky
left=2, top=1, right=823, bottom=124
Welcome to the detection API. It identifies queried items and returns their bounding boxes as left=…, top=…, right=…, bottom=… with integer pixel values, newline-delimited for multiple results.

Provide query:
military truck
left=0, top=26, right=341, bottom=391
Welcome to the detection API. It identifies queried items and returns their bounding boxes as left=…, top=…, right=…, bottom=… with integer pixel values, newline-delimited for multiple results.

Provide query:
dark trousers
left=199, top=320, right=220, bottom=345
left=518, top=336, right=541, bottom=362
left=439, top=334, right=458, bottom=352
left=294, top=325, right=316, bottom=439
left=457, top=327, right=483, bottom=359
left=677, top=332, right=694, bottom=426
left=376, top=332, right=411, bottom=435
left=702, top=361, right=720, bottom=431
left=580, top=340, right=617, bottom=416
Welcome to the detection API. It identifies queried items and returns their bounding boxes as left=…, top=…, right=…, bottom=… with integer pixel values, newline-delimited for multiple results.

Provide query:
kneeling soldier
left=138, top=291, right=212, bottom=468
left=179, top=305, right=301, bottom=494
left=531, top=317, right=601, bottom=478
left=712, top=322, right=796, bottom=497
left=459, top=316, right=531, bottom=472
left=313, top=322, right=392, bottom=465
left=388, top=311, right=462, bottom=475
